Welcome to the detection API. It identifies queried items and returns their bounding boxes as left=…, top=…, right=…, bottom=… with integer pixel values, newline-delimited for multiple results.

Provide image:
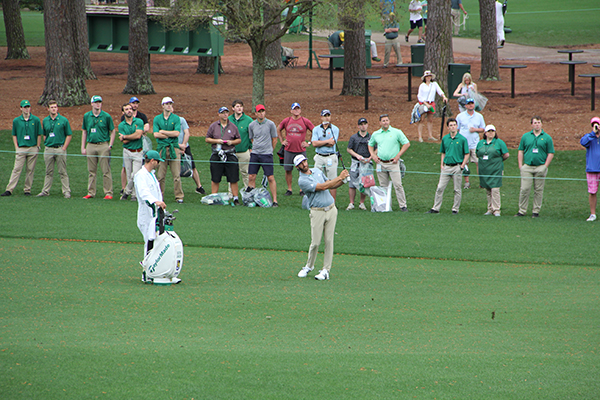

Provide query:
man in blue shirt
left=312, top=109, right=341, bottom=200
left=295, top=154, right=349, bottom=281
left=580, top=117, right=600, bottom=221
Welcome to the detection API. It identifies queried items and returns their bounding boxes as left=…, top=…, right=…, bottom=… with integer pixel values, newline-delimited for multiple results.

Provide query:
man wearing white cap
left=295, top=154, right=349, bottom=281
left=81, top=95, right=115, bottom=199
left=312, top=109, right=340, bottom=200
left=456, top=97, right=485, bottom=189
left=153, top=97, right=184, bottom=203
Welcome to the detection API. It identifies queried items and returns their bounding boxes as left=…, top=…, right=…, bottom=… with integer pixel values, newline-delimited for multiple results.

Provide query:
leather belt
left=444, top=163, right=459, bottom=167
left=380, top=159, right=393, bottom=163
left=127, top=148, right=143, bottom=152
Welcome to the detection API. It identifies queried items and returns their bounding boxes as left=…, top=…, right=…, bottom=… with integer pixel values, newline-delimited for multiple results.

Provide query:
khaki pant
left=305, top=205, right=338, bottom=272
left=123, top=148, right=143, bottom=196
left=432, top=164, right=462, bottom=212
left=86, top=142, right=113, bottom=197
left=237, top=150, right=250, bottom=189
left=518, top=164, right=548, bottom=214
left=156, top=147, right=184, bottom=200
left=41, top=147, right=70, bottom=196
left=451, top=9, right=461, bottom=35
left=313, top=153, right=339, bottom=180
left=486, top=187, right=501, bottom=213
left=376, top=162, right=407, bottom=209
left=6, top=146, right=38, bottom=194
left=384, top=38, right=401, bottom=66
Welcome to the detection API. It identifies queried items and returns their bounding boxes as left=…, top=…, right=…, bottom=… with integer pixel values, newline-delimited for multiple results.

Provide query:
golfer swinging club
left=295, top=154, right=349, bottom=280
left=134, top=150, right=166, bottom=256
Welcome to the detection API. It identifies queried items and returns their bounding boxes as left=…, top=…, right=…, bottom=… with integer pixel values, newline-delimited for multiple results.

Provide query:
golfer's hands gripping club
left=339, top=169, right=350, bottom=184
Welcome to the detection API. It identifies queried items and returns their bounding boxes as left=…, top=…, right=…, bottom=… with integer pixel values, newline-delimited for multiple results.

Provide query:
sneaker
left=532, top=213, right=539, bottom=218
left=83, top=195, right=93, bottom=199
left=120, top=193, right=129, bottom=200
left=195, top=186, right=206, bottom=194
left=233, top=199, right=239, bottom=206
left=452, top=210, right=459, bottom=214
left=130, top=196, right=137, bottom=202
left=417, top=38, right=424, bottom=43
left=372, top=57, right=381, bottom=62
left=119, top=189, right=124, bottom=196
left=176, top=199, right=184, bottom=204
left=514, top=212, right=525, bottom=217
left=405, top=35, right=409, bottom=42
left=1, top=191, right=12, bottom=197
left=36, top=192, right=49, bottom=197
left=24, top=192, right=31, bottom=196
left=272, top=202, right=278, bottom=208
left=494, top=212, right=501, bottom=217
left=245, top=186, right=254, bottom=193
left=315, top=269, right=329, bottom=281
left=400, top=207, right=408, bottom=212
left=284, top=190, right=293, bottom=196
left=587, top=214, right=597, bottom=222
left=104, top=195, right=113, bottom=200
left=464, top=182, right=471, bottom=189
left=426, top=209, right=439, bottom=214
left=346, top=203, right=355, bottom=210
left=484, top=211, right=493, bottom=215
left=64, top=193, right=71, bottom=199
left=358, top=203, right=367, bottom=211
left=299, top=190, right=305, bottom=196
left=297, top=266, right=313, bottom=278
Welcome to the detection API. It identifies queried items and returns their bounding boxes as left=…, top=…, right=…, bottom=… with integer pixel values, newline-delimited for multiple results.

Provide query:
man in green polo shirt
left=81, top=95, right=115, bottom=200
left=229, top=99, right=253, bottom=190
left=119, top=103, right=144, bottom=201
left=368, top=114, right=411, bottom=211
left=2, top=100, right=42, bottom=197
left=37, top=100, right=72, bottom=198
left=427, top=118, right=469, bottom=214
left=515, top=116, right=555, bottom=218
left=153, top=96, right=184, bottom=203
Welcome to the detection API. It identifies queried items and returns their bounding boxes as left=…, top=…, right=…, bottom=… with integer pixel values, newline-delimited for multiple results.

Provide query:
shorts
left=469, top=149, right=478, bottom=163
left=284, top=149, right=306, bottom=172
left=410, top=19, right=423, bottom=29
left=248, top=153, right=274, bottom=176
left=210, top=153, right=239, bottom=183
left=313, top=153, right=339, bottom=180
left=184, top=145, right=196, bottom=169
left=587, top=172, right=600, bottom=194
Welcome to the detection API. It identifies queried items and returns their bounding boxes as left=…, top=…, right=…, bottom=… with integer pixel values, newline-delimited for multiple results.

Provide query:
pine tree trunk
left=479, top=0, right=499, bottom=80
left=264, top=5, right=283, bottom=70
left=123, top=0, right=155, bottom=94
left=73, top=0, right=96, bottom=79
left=423, top=0, right=453, bottom=115
left=2, top=0, right=30, bottom=59
left=196, top=56, right=224, bottom=74
left=39, top=0, right=89, bottom=107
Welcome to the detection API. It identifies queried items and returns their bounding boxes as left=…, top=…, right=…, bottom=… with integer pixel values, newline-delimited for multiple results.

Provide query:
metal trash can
left=448, top=63, right=471, bottom=98
left=410, top=44, right=425, bottom=77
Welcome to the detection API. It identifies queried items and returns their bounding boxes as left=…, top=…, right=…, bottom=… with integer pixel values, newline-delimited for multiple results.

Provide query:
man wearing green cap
left=153, top=97, right=184, bottom=203
left=1, top=100, right=42, bottom=197
left=37, top=100, right=72, bottom=198
left=134, top=150, right=166, bottom=255
left=81, top=95, right=115, bottom=199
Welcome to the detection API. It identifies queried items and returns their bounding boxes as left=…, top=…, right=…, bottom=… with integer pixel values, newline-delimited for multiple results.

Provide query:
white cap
left=293, top=154, right=307, bottom=167
left=161, top=97, right=174, bottom=105
left=485, top=124, right=496, bottom=132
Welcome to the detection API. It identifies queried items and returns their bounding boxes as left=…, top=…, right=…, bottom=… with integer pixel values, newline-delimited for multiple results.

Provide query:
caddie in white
left=134, top=150, right=183, bottom=285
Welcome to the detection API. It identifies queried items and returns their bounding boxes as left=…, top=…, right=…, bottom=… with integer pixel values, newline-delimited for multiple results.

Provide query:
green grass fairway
left=0, top=11, right=45, bottom=47
left=1, top=238, right=598, bottom=399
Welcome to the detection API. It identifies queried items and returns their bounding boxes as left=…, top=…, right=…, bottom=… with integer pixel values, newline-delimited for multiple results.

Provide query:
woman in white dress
left=417, top=70, right=448, bottom=142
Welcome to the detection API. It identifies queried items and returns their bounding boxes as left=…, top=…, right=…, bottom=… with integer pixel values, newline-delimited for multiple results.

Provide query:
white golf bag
left=141, top=208, right=184, bottom=285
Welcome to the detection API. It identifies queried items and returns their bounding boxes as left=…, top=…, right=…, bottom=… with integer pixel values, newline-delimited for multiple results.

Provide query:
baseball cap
left=218, top=106, right=229, bottom=113
left=145, top=150, right=164, bottom=162
left=358, top=117, right=368, bottom=124
left=91, top=95, right=102, bottom=103
left=129, top=97, right=140, bottom=103
left=485, top=124, right=496, bottom=132
left=291, top=102, right=301, bottom=109
left=20, top=100, right=31, bottom=107
left=466, top=98, right=475, bottom=104
left=161, top=97, right=173, bottom=105
left=255, top=104, right=265, bottom=112
left=293, top=154, right=307, bottom=167
left=591, top=117, right=600, bottom=126
left=321, top=109, right=331, bottom=116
